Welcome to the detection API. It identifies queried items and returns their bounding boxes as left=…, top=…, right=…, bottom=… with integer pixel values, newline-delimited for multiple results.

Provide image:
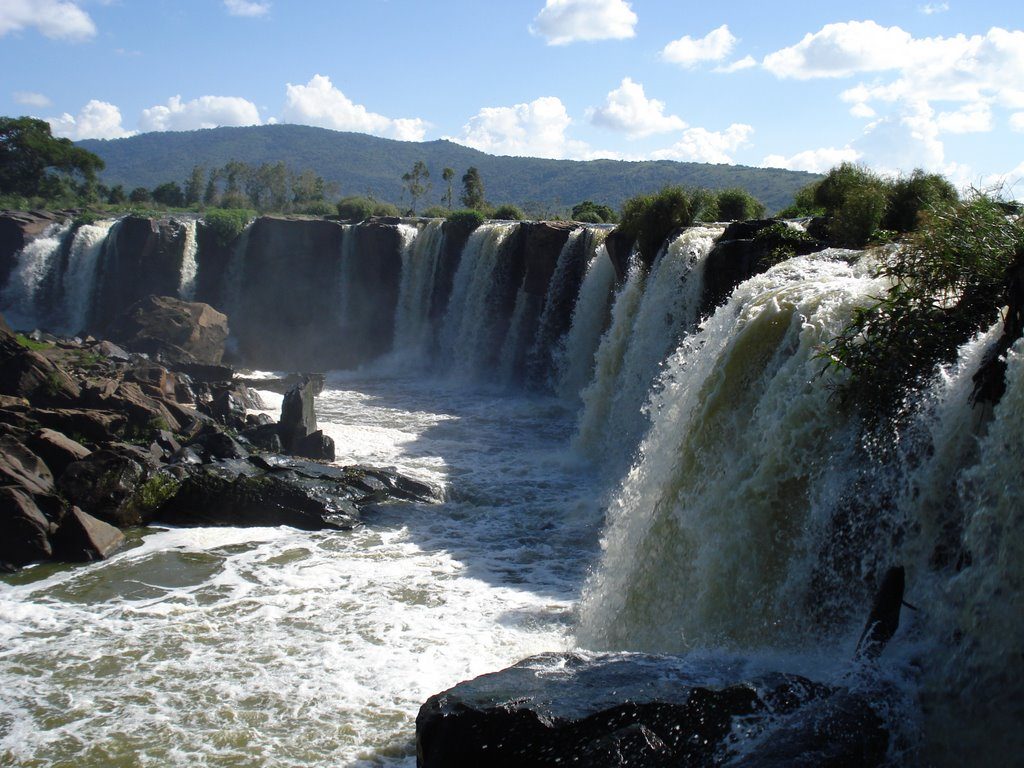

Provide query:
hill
left=79, top=124, right=818, bottom=214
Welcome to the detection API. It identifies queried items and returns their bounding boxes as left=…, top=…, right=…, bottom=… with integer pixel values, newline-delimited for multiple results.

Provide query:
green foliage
left=107, top=184, right=126, bottom=205
left=571, top=200, right=617, bottom=223
left=401, top=160, right=430, bottom=214
left=777, top=184, right=826, bottom=218
left=203, top=207, right=255, bottom=247
left=0, top=116, right=104, bottom=201
left=15, top=333, right=52, bottom=351
left=617, top=186, right=716, bottom=261
left=830, top=182, right=889, bottom=248
left=132, top=473, right=180, bottom=516
left=446, top=209, right=485, bottom=235
left=152, top=181, right=185, bottom=208
left=822, top=192, right=1024, bottom=423
left=184, top=165, right=205, bottom=207
left=72, top=211, right=102, bottom=227
left=713, top=188, right=766, bottom=221
left=753, top=221, right=819, bottom=266
left=295, top=200, right=336, bottom=217
left=491, top=204, right=523, bottom=220
left=336, top=195, right=399, bottom=221
left=881, top=170, right=958, bottom=233
left=420, top=205, right=449, bottom=219
left=460, top=166, right=486, bottom=210
left=129, top=186, right=151, bottom=204
left=442, top=167, right=455, bottom=209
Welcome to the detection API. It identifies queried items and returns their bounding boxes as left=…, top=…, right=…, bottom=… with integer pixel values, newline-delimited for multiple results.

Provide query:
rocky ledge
left=0, top=300, right=438, bottom=572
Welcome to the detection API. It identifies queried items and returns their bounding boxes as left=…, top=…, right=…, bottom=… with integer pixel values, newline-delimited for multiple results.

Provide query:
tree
left=442, top=167, right=455, bottom=209
left=461, top=166, right=485, bottom=210
left=152, top=181, right=185, bottom=208
left=107, top=184, right=126, bottom=205
left=129, top=187, right=151, bottom=204
left=713, top=188, right=765, bottom=221
left=184, top=165, right=205, bottom=207
left=203, top=171, right=219, bottom=207
left=292, top=168, right=326, bottom=205
left=572, top=200, right=616, bottom=223
left=402, top=160, right=431, bottom=215
left=0, top=116, right=104, bottom=200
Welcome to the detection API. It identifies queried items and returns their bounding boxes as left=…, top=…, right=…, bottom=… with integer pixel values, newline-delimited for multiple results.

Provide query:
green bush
left=822, top=192, right=1024, bottom=422
left=777, top=184, right=825, bottom=218
left=296, top=200, right=336, bottom=217
left=445, top=209, right=486, bottom=236
left=881, top=170, right=958, bottom=233
left=203, top=208, right=255, bottom=247
left=830, top=182, right=889, bottom=248
left=491, top=204, right=523, bottom=220
left=617, top=186, right=715, bottom=261
left=336, top=196, right=400, bottom=221
left=571, top=200, right=617, bottom=223
left=420, top=205, right=449, bottom=219
left=713, top=188, right=766, bottom=221
left=753, top=221, right=819, bottom=266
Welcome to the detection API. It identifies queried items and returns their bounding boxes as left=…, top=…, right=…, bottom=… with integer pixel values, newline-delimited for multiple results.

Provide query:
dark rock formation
left=26, top=428, right=92, bottom=478
left=279, top=378, right=318, bottom=453
left=59, top=450, right=147, bottom=527
left=52, top=506, right=125, bottom=561
left=0, top=210, right=68, bottom=289
left=293, top=429, right=335, bottom=462
left=107, top=294, right=228, bottom=365
left=604, top=227, right=635, bottom=282
left=0, top=436, right=55, bottom=496
left=0, top=331, right=82, bottom=406
left=0, top=486, right=55, bottom=566
left=416, top=653, right=888, bottom=768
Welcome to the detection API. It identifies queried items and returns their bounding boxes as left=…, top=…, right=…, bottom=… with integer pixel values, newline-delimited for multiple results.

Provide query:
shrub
left=713, top=188, right=766, bottom=221
left=491, top=204, right=523, bottom=220
left=296, top=200, right=336, bottom=217
left=830, top=182, right=889, bottom=248
left=753, top=221, right=819, bottom=267
left=445, top=209, right=486, bottom=236
left=822, top=192, right=1024, bottom=423
left=777, top=184, right=825, bottom=218
left=617, top=186, right=716, bottom=261
left=336, top=196, right=400, bottom=221
left=881, top=170, right=959, bottom=233
left=420, top=205, right=449, bottom=219
left=203, top=208, right=255, bottom=247
left=571, top=200, right=617, bottom=223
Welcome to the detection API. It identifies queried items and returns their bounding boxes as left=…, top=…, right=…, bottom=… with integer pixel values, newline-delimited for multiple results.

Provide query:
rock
left=0, top=334, right=82, bottom=406
left=0, top=486, right=54, bottom=566
left=347, top=464, right=438, bottom=503
left=52, top=506, right=125, bottom=562
left=58, top=449, right=147, bottom=527
left=239, top=423, right=282, bottom=453
left=26, top=428, right=92, bottom=478
left=209, top=388, right=248, bottom=428
left=171, top=362, right=234, bottom=384
left=293, top=429, right=335, bottom=461
left=0, top=211, right=67, bottom=289
left=104, top=381, right=183, bottom=434
left=32, top=408, right=127, bottom=443
left=0, top=436, right=55, bottom=495
left=95, top=340, right=132, bottom=362
left=107, top=294, right=229, bottom=365
left=416, top=653, right=889, bottom=768
left=0, top=311, right=12, bottom=338
left=187, top=428, right=249, bottom=461
left=279, top=378, right=318, bottom=452
left=237, top=372, right=325, bottom=396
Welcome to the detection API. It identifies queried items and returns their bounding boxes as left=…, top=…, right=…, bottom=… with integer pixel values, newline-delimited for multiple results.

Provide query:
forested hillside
left=79, top=124, right=818, bottom=214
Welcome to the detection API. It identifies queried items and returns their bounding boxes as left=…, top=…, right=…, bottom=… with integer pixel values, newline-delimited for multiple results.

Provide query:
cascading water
left=0, top=221, right=72, bottom=330
left=438, top=222, right=517, bottom=380
left=552, top=243, right=617, bottom=403
left=220, top=223, right=253, bottom=325
left=177, top=219, right=200, bottom=301
left=391, top=220, right=444, bottom=361
left=59, top=220, right=117, bottom=335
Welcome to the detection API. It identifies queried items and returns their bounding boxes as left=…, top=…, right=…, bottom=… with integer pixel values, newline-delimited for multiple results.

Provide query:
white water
left=60, top=220, right=117, bottom=334
left=177, top=220, right=200, bottom=301
left=0, top=221, right=72, bottom=330
left=0, top=372, right=602, bottom=767
left=391, top=221, right=444, bottom=361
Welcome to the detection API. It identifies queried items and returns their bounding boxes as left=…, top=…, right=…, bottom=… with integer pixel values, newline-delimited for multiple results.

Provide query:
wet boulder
left=32, top=408, right=127, bottom=444
left=108, top=294, right=229, bottom=365
left=26, top=428, right=92, bottom=478
left=58, top=449, right=147, bottom=527
left=416, top=653, right=889, bottom=768
left=0, top=486, right=55, bottom=566
left=52, top=506, right=125, bottom=562
left=293, top=429, right=335, bottom=462
left=278, top=377, right=318, bottom=452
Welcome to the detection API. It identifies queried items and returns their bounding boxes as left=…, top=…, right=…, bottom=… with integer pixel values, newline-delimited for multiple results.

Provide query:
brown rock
left=58, top=449, right=146, bottom=526
left=0, top=436, right=55, bottom=495
left=0, top=335, right=82, bottom=406
left=0, top=486, right=53, bottom=566
left=27, top=428, right=92, bottom=478
left=53, top=506, right=125, bottom=561
left=108, top=295, right=229, bottom=365
left=33, top=408, right=127, bottom=443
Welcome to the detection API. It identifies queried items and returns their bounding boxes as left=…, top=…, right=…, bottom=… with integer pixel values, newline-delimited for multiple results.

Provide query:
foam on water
left=0, top=373, right=602, bottom=767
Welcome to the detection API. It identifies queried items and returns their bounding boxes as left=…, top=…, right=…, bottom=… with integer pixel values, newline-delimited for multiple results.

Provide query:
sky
left=1, top=0, right=1022, bottom=189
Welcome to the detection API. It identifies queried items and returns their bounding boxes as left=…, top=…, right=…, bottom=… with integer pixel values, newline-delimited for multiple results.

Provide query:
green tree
left=152, top=181, right=185, bottom=208
left=618, top=186, right=716, bottom=262
left=713, top=188, right=766, bottom=221
left=460, top=166, right=485, bottom=210
left=492, top=204, right=523, bottom=220
left=442, top=167, right=455, bottom=209
left=292, top=168, right=326, bottom=205
left=0, top=116, right=104, bottom=200
left=203, top=170, right=219, bottom=206
left=572, top=200, right=617, bottom=223
left=107, top=184, right=126, bottom=205
left=184, top=165, right=205, bottom=207
left=129, top=187, right=152, bottom=204
left=402, top=160, right=431, bottom=215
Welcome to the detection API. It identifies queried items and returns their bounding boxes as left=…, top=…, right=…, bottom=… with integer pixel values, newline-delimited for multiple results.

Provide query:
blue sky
left=1, top=0, right=1022, bottom=188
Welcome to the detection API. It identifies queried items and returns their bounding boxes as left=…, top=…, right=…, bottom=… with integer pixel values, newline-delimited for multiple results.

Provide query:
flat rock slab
left=416, top=652, right=888, bottom=768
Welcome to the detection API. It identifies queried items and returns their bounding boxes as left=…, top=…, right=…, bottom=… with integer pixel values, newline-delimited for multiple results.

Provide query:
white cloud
left=762, top=146, right=861, bottom=173
left=715, top=55, right=757, bottom=74
left=762, top=21, right=913, bottom=79
left=14, top=91, right=52, bottom=108
left=849, top=102, right=876, bottom=119
left=281, top=75, right=426, bottom=140
left=140, top=95, right=261, bottom=132
left=662, top=24, right=737, bottom=68
left=0, top=0, right=96, bottom=41
left=852, top=101, right=946, bottom=174
left=224, top=0, right=270, bottom=17
left=588, top=78, right=687, bottom=137
left=919, top=2, right=949, bottom=14
left=1011, top=112, right=1024, bottom=132
left=936, top=101, right=993, bottom=134
left=47, top=100, right=134, bottom=140
left=448, top=96, right=591, bottom=159
left=530, top=0, right=636, bottom=45
left=650, top=123, right=754, bottom=163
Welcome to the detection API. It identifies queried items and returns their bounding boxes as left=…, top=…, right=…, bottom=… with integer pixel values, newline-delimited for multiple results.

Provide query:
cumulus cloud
left=762, top=21, right=913, bottom=79
left=530, top=0, right=636, bottom=45
left=662, top=24, right=737, bottom=67
left=715, top=55, right=757, bottom=74
left=224, top=0, right=270, bottom=17
left=0, top=0, right=96, bottom=41
left=849, top=102, right=876, bottom=119
left=447, top=96, right=591, bottom=159
left=140, top=95, right=261, bottom=132
left=936, top=101, right=993, bottom=134
left=650, top=123, right=754, bottom=164
left=14, top=91, right=52, bottom=108
left=47, top=100, right=134, bottom=140
left=588, top=78, right=687, bottom=137
left=1011, top=112, right=1024, bottom=132
left=919, top=2, right=949, bottom=14
left=852, top=101, right=946, bottom=174
left=762, top=146, right=861, bottom=173
left=281, top=75, right=425, bottom=140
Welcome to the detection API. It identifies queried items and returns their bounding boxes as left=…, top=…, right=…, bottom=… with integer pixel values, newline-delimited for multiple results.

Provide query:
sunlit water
left=0, top=372, right=604, bottom=767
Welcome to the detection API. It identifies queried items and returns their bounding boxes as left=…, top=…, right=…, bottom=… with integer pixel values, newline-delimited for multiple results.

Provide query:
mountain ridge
left=78, top=124, right=818, bottom=214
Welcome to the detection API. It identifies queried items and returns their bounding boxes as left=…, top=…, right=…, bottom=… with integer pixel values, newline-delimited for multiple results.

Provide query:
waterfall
left=60, top=220, right=117, bottom=334
left=220, top=224, right=253, bottom=327
left=439, top=222, right=518, bottom=379
left=391, top=221, right=443, bottom=360
left=177, top=219, right=199, bottom=301
left=595, top=225, right=722, bottom=467
left=571, top=257, right=647, bottom=459
left=0, top=221, right=72, bottom=330
left=497, top=275, right=533, bottom=384
left=553, top=244, right=617, bottom=403
left=524, top=227, right=585, bottom=385
left=576, top=250, right=888, bottom=651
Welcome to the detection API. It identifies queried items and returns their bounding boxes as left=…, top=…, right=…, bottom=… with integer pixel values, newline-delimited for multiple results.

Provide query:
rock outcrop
left=108, top=294, right=228, bottom=365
